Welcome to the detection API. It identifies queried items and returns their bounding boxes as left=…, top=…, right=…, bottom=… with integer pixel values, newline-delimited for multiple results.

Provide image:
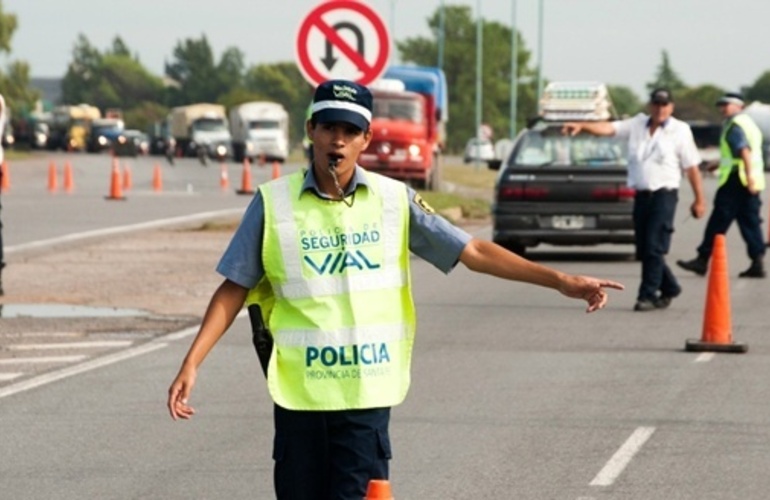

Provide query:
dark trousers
left=273, top=405, right=391, bottom=500
left=634, top=189, right=680, bottom=301
left=697, top=170, right=766, bottom=260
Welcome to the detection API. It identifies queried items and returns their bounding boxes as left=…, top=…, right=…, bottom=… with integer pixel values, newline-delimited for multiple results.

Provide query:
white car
left=463, top=137, right=496, bottom=164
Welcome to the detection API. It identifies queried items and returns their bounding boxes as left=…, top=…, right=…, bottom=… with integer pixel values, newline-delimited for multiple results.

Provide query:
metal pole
left=510, top=0, right=517, bottom=139
left=535, top=0, right=544, bottom=113
left=390, top=0, right=397, bottom=64
left=438, top=0, right=446, bottom=69
left=475, top=0, right=483, bottom=170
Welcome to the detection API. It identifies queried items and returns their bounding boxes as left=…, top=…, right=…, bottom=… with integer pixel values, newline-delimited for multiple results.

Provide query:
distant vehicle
left=229, top=101, right=289, bottom=163
left=358, top=66, right=448, bottom=190
left=50, top=104, right=102, bottom=151
left=87, top=118, right=125, bottom=153
left=147, top=120, right=174, bottom=156
left=168, top=103, right=231, bottom=161
left=463, top=137, right=495, bottom=164
left=744, top=101, right=770, bottom=171
left=113, top=129, right=149, bottom=157
left=491, top=81, right=634, bottom=255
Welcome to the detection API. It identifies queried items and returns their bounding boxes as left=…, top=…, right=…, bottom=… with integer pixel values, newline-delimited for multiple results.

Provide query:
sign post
left=296, top=0, right=390, bottom=87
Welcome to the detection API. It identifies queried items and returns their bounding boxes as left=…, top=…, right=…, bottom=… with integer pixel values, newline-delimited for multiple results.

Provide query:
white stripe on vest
left=277, top=323, right=408, bottom=347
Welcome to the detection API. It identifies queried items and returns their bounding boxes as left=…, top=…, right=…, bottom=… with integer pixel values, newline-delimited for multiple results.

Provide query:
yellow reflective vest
left=258, top=169, right=416, bottom=411
left=718, top=113, right=765, bottom=191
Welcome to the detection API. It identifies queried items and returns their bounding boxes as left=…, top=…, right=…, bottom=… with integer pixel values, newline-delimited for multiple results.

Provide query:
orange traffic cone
left=1, top=160, right=10, bottom=192
left=365, top=479, right=394, bottom=500
left=122, top=163, right=133, bottom=191
left=271, top=160, right=281, bottom=180
left=48, top=161, right=58, bottom=193
left=63, top=161, right=74, bottom=193
left=236, top=158, right=255, bottom=195
left=220, top=163, right=229, bottom=190
left=105, top=158, right=126, bottom=201
left=152, top=164, right=163, bottom=192
left=685, top=234, right=747, bottom=353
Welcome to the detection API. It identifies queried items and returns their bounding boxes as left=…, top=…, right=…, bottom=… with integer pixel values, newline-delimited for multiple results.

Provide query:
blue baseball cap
left=311, top=80, right=373, bottom=131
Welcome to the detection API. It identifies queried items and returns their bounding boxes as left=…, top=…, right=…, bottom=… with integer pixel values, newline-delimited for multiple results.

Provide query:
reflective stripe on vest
left=260, top=169, right=416, bottom=411
left=718, top=113, right=765, bottom=190
left=270, top=175, right=406, bottom=299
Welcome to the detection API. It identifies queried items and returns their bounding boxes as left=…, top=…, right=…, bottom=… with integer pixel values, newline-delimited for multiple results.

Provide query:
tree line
left=3, top=3, right=770, bottom=152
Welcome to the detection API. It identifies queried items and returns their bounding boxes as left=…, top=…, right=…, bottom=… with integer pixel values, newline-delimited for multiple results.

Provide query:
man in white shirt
left=563, top=88, right=706, bottom=311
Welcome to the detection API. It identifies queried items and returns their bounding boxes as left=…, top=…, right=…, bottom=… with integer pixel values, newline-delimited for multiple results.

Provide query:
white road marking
left=0, top=342, right=168, bottom=399
left=0, top=355, right=87, bottom=364
left=590, top=426, right=656, bottom=487
left=7, top=340, right=134, bottom=350
left=0, top=373, right=23, bottom=382
left=5, top=208, right=244, bottom=255
left=694, top=352, right=715, bottom=363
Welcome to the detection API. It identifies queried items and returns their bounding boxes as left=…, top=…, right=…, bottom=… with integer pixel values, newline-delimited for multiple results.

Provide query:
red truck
left=358, top=66, right=448, bottom=191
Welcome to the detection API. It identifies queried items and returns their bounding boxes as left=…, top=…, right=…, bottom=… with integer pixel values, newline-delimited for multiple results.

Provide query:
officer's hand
left=747, top=177, right=760, bottom=195
left=558, top=275, right=624, bottom=313
left=690, top=201, right=706, bottom=219
left=561, top=123, right=581, bottom=136
left=168, top=365, right=197, bottom=421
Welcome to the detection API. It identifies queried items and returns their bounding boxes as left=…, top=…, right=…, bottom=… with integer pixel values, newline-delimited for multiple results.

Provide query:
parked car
left=463, top=137, right=495, bottom=164
left=491, top=119, right=633, bottom=255
left=87, top=118, right=124, bottom=153
left=113, top=129, right=149, bottom=157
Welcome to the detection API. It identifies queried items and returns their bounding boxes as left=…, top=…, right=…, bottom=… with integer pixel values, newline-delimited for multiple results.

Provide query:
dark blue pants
left=697, top=170, right=766, bottom=260
left=634, top=189, right=680, bottom=301
left=273, top=405, right=391, bottom=500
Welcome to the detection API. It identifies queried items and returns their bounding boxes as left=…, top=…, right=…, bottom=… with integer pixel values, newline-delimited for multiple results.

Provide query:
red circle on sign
left=296, top=0, right=390, bottom=86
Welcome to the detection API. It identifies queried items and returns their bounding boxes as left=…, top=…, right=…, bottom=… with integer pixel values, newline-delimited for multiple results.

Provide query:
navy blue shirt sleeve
left=726, top=123, right=750, bottom=158
left=406, top=187, right=472, bottom=274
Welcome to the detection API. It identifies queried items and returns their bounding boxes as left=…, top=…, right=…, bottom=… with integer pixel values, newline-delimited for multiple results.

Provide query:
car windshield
left=248, top=120, right=280, bottom=130
left=373, top=96, right=424, bottom=123
left=193, top=118, right=227, bottom=132
left=511, top=128, right=628, bottom=168
left=689, top=123, right=721, bottom=149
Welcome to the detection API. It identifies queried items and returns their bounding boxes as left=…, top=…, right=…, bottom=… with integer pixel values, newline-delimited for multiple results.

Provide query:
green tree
left=244, top=62, right=313, bottom=147
left=607, top=85, right=642, bottom=117
left=674, top=84, right=725, bottom=122
left=397, top=5, right=537, bottom=152
left=746, top=71, right=770, bottom=104
left=0, top=2, right=39, bottom=118
left=646, top=50, right=686, bottom=93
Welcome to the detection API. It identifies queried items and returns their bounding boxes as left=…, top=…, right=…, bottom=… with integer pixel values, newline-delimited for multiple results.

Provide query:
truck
left=168, top=103, right=232, bottom=160
left=358, top=65, right=448, bottom=191
left=229, top=101, right=289, bottom=163
left=49, top=104, right=102, bottom=151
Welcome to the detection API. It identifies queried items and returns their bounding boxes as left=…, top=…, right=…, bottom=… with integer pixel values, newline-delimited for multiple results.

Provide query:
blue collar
left=300, top=165, right=371, bottom=199
left=646, top=117, right=669, bottom=129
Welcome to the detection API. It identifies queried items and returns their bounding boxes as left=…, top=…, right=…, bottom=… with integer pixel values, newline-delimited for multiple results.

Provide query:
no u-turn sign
left=296, top=0, right=391, bottom=87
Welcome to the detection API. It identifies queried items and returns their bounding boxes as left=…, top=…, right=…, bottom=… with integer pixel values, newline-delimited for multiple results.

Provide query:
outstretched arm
left=459, top=239, right=624, bottom=313
left=167, top=279, right=249, bottom=420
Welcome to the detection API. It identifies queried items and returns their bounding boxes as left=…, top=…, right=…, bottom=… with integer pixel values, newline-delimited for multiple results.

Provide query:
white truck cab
left=229, top=101, right=289, bottom=163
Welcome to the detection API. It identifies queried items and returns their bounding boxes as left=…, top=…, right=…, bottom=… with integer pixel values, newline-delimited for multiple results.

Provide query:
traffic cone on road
left=271, top=160, right=281, bottom=180
left=63, top=161, right=74, bottom=193
left=152, top=164, right=163, bottom=192
left=105, top=158, right=125, bottom=201
left=685, top=234, right=747, bottom=353
left=48, top=161, right=58, bottom=193
left=1, top=160, right=10, bottom=192
left=365, top=479, right=394, bottom=500
left=219, top=163, right=229, bottom=190
left=236, top=158, right=255, bottom=195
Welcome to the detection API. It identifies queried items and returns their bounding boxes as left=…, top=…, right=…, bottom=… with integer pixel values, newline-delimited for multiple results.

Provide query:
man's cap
left=649, top=88, right=673, bottom=105
left=311, top=80, right=373, bottom=130
left=716, top=92, right=745, bottom=107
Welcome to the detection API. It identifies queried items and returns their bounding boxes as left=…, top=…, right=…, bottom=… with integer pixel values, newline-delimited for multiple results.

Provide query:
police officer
left=563, top=88, right=706, bottom=311
left=167, top=79, right=623, bottom=499
left=678, top=92, right=766, bottom=278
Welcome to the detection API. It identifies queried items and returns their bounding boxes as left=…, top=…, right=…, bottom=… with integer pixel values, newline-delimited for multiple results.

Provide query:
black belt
left=635, top=188, right=676, bottom=196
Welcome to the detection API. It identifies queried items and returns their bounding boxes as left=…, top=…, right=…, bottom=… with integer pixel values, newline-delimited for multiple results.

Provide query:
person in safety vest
left=678, top=92, right=767, bottom=278
left=167, top=79, right=624, bottom=499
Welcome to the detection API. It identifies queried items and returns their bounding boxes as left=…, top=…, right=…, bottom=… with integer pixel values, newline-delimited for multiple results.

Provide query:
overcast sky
left=4, top=0, right=770, bottom=99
